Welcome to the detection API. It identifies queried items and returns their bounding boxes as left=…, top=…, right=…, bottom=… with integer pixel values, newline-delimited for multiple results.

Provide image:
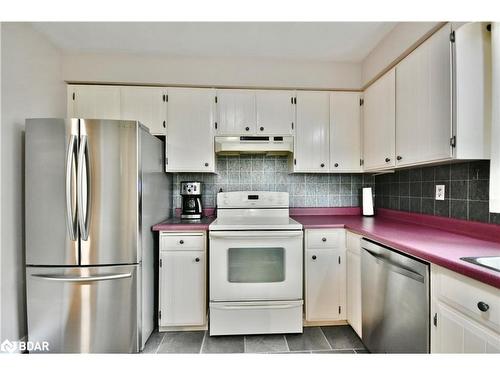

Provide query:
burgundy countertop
left=152, top=207, right=500, bottom=289
left=292, top=212, right=500, bottom=289
left=152, top=216, right=215, bottom=231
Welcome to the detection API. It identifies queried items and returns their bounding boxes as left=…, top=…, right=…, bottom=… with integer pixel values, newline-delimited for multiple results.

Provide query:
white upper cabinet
left=330, top=92, right=362, bottom=172
left=363, top=68, right=396, bottom=171
left=67, top=85, right=121, bottom=120
left=255, top=90, right=295, bottom=135
left=216, top=89, right=256, bottom=135
left=455, top=22, right=492, bottom=160
left=166, top=88, right=215, bottom=173
left=396, top=24, right=452, bottom=166
left=294, top=91, right=330, bottom=172
left=120, top=86, right=167, bottom=135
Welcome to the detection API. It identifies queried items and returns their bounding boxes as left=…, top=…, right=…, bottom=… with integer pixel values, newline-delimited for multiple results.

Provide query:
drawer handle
left=312, top=255, right=317, bottom=260
left=477, top=301, right=490, bottom=312
left=321, top=237, right=327, bottom=242
left=260, top=126, right=264, bottom=131
left=195, top=257, right=200, bottom=263
left=179, top=240, right=184, bottom=244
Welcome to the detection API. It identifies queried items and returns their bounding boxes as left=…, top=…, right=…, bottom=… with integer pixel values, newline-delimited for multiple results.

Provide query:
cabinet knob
left=397, top=156, right=403, bottom=161
left=312, top=255, right=317, bottom=260
left=204, top=162, right=209, bottom=167
left=477, top=301, right=489, bottom=312
left=334, top=163, right=339, bottom=167
left=320, top=163, right=325, bottom=168
left=322, top=237, right=327, bottom=242
left=179, top=240, right=184, bottom=244
left=245, top=126, right=250, bottom=131
left=385, top=157, right=391, bottom=163
left=260, top=126, right=264, bottom=131
left=195, top=257, right=200, bottom=263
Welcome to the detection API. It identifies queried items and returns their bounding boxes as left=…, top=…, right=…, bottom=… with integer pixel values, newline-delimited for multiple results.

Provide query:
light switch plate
left=435, top=185, right=445, bottom=200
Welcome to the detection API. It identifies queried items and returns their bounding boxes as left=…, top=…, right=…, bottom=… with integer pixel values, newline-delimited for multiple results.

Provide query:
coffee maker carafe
left=180, top=181, right=203, bottom=220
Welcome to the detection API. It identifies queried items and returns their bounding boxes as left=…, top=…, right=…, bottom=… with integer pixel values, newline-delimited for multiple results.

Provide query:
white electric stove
left=208, top=191, right=304, bottom=336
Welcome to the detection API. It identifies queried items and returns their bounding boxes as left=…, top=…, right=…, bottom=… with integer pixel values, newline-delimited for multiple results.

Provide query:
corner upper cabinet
left=330, top=92, right=362, bottom=172
left=255, top=90, right=295, bottom=135
left=363, top=69, right=396, bottom=171
left=395, top=24, right=453, bottom=167
left=67, top=85, right=121, bottom=120
left=216, top=89, right=256, bottom=135
left=165, top=88, right=215, bottom=173
left=294, top=91, right=330, bottom=172
left=120, top=86, right=167, bottom=135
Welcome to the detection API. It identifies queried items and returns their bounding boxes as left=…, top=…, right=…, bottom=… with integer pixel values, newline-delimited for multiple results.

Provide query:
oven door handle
left=209, top=231, right=303, bottom=239
left=211, top=304, right=297, bottom=310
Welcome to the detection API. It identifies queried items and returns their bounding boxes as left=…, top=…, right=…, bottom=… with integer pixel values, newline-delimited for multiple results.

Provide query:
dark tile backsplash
left=173, top=155, right=374, bottom=208
left=375, top=161, right=500, bottom=224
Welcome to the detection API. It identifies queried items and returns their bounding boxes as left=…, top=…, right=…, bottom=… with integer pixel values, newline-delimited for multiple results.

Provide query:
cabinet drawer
left=346, top=231, right=362, bottom=255
left=160, top=232, right=205, bottom=251
left=434, top=266, right=500, bottom=334
left=306, top=229, right=345, bottom=249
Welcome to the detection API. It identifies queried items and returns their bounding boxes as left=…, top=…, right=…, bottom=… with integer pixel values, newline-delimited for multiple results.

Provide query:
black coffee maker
left=180, top=181, right=203, bottom=220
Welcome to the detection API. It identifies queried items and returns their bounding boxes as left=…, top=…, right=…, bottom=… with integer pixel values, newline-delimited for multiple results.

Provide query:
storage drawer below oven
left=209, top=300, right=303, bottom=336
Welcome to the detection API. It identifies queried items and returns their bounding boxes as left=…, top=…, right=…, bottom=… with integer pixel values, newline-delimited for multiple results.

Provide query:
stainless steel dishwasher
left=361, top=238, right=430, bottom=353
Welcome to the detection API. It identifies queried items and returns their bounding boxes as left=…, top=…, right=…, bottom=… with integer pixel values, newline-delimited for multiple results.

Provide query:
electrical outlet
left=435, top=185, right=445, bottom=200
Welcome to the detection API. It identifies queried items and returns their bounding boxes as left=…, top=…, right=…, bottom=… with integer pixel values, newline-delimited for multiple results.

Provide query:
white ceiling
left=31, top=22, right=396, bottom=63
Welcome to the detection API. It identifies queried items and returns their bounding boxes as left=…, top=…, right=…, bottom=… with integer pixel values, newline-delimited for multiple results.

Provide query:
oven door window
left=227, top=247, right=285, bottom=283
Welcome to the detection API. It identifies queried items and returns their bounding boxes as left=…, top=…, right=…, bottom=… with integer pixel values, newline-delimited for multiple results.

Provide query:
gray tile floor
left=142, top=326, right=368, bottom=354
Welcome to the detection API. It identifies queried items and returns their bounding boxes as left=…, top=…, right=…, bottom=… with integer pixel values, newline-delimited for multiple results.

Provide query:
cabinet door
left=159, top=250, right=206, bottom=326
left=294, top=91, right=330, bottom=172
left=346, top=250, right=362, bottom=337
left=330, top=92, right=362, bottom=172
left=396, top=25, right=452, bottom=166
left=432, top=302, right=500, bottom=353
left=216, top=89, right=256, bottom=135
left=363, top=69, right=396, bottom=170
left=68, top=85, right=121, bottom=120
left=166, top=88, right=215, bottom=172
left=305, top=248, right=345, bottom=322
left=120, top=86, right=167, bottom=135
left=255, top=90, right=294, bottom=135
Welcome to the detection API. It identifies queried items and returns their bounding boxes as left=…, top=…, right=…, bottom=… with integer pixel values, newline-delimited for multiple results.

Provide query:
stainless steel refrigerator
left=25, top=118, right=170, bottom=353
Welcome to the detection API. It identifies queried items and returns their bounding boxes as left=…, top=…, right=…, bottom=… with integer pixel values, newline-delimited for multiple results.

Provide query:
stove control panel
left=217, top=191, right=289, bottom=209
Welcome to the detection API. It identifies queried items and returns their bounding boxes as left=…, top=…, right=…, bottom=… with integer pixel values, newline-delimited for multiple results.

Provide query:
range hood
left=215, top=136, right=294, bottom=155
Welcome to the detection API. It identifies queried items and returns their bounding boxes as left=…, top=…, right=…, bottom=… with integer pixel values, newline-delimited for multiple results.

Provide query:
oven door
left=209, top=230, right=303, bottom=301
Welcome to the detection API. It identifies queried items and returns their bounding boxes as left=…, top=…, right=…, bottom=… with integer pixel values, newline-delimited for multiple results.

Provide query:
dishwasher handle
left=363, top=247, right=426, bottom=283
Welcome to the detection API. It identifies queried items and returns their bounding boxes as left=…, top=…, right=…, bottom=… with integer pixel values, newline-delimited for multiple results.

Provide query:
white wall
left=62, top=53, right=362, bottom=90
left=362, top=22, right=442, bottom=86
left=1, top=23, right=65, bottom=342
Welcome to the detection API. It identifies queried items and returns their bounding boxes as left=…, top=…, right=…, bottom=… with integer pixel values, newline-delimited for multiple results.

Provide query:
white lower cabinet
left=346, top=231, right=362, bottom=337
left=305, top=229, right=346, bottom=323
left=159, top=232, right=207, bottom=330
left=431, top=265, right=500, bottom=353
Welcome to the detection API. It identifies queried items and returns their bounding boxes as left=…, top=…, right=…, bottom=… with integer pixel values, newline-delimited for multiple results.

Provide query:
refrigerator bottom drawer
left=209, top=300, right=303, bottom=336
left=26, top=264, right=139, bottom=353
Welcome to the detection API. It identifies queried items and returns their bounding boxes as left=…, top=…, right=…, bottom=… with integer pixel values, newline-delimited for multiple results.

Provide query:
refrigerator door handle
left=30, top=272, right=132, bottom=282
left=77, top=134, right=91, bottom=241
left=65, top=134, right=78, bottom=241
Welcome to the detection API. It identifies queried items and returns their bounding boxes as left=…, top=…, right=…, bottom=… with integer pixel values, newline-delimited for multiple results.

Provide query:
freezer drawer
left=26, top=265, right=139, bottom=353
